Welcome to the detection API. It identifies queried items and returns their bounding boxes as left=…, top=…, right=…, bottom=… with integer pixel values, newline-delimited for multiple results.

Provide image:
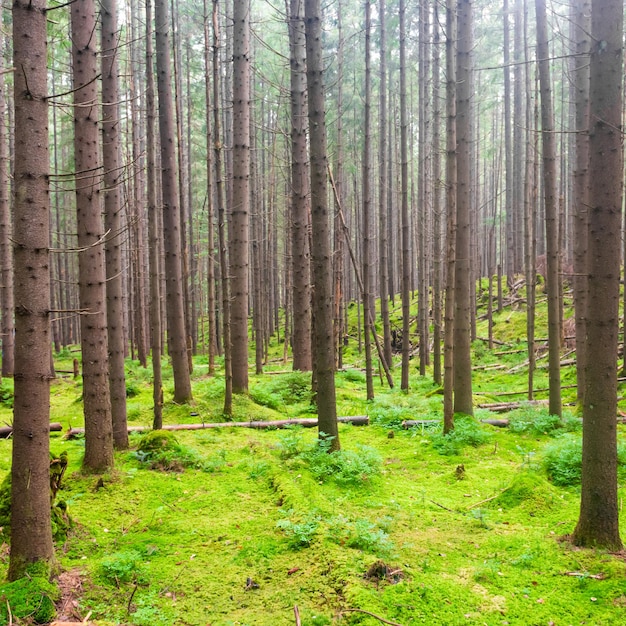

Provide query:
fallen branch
left=467, top=487, right=511, bottom=510
left=563, top=571, right=605, bottom=580
left=338, top=608, right=404, bottom=626
left=0, top=422, right=62, bottom=439
left=402, top=418, right=510, bottom=428
left=65, top=416, right=369, bottom=437
left=294, top=605, right=301, bottom=626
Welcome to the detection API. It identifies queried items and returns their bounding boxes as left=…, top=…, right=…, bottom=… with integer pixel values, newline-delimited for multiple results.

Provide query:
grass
left=1, top=287, right=626, bottom=624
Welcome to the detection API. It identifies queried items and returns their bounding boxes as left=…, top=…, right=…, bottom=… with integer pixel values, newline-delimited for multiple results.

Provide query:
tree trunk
left=9, top=0, right=54, bottom=578
left=572, top=0, right=623, bottom=551
left=535, top=0, right=561, bottom=418
left=305, top=0, right=339, bottom=450
left=101, top=0, right=129, bottom=449
left=154, top=0, right=193, bottom=403
left=230, top=0, right=251, bottom=393
left=453, top=0, right=473, bottom=416
left=288, top=0, right=313, bottom=372
left=72, top=0, right=114, bottom=473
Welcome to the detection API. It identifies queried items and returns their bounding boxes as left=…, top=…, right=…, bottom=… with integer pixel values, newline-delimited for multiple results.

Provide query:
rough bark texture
left=9, top=0, right=54, bottom=579
left=155, top=0, right=193, bottom=403
left=305, top=0, right=339, bottom=450
left=146, top=0, right=163, bottom=429
left=230, top=0, right=251, bottom=392
left=535, top=0, right=561, bottom=418
left=72, top=0, right=114, bottom=473
left=288, top=0, right=312, bottom=372
left=572, top=0, right=623, bottom=550
left=0, top=10, right=13, bottom=379
left=101, top=0, right=128, bottom=449
left=453, top=0, right=473, bottom=415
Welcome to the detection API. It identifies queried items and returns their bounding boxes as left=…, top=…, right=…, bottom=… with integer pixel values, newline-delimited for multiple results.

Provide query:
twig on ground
left=339, top=608, right=404, bottom=626
left=294, top=605, right=301, bottom=626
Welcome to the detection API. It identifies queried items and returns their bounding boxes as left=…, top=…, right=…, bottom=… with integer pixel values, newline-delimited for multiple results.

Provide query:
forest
left=0, top=0, right=625, bottom=624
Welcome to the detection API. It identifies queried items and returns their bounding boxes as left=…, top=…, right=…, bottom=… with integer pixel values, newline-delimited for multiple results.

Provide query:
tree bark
left=572, top=0, right=623, bottom=550
left=305, top=0, right=339, bottom=450
left=9, top=0, right=54, bottom=578
left=101, top=0, right=129, bottom=449
left=154, top=0, right=193, bottom=404
left=230, top=0, right=251, bottom=393
left=72, top=0, right=114, bottom=473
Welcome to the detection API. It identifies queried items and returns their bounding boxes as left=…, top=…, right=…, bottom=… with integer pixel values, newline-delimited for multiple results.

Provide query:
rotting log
left=0, top=422, right=62, bottom=438
left=65, top=416, right=369, bottom=438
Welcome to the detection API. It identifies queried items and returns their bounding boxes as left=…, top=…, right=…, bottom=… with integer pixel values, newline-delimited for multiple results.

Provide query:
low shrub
left=430, top=416, right=492, bottom=455
left=99, top=549, right=148, bottom=586
left=508, top=407, right=581, bottom=436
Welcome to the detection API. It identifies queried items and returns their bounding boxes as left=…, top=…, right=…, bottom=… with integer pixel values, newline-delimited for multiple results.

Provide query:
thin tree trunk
left=9, top=0, right=54, bottom=578
left=535, top=0, right=561, bottom=418
left=102, top=0, right=129, bottom=449
left=154, top=0, right=193, bottom=403
left=305, top=0, right=339, bottom=450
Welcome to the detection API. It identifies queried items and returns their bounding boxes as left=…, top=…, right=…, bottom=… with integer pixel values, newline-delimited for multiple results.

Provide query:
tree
left=72, top=0, right=114, bottom=473
left=101, top=0, right=128, bottom=450
left=0, top=10, right=13, bottom=379
left=453, top=0, right=473, bottom=416
left=155, top=0, right=193, bottom=404
left=571, top=0, right=623, bottom=550
left=535, top=0, right=561, bottom=419
left=305, top=0, right=339, bottom=450
left=288, top=0, right=312, bottom=372
left=8, top=0, right=54, bottom=579
left=230, top=0, right=251, bottom=393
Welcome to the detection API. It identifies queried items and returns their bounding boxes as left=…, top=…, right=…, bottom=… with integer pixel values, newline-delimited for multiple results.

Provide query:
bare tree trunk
left=102, top=0, right=129, bottom=449
left=0, top=10, right=13, bottom=379
left=399, top=0, right=410, bottom=391
left=535, top=0, right=561, bottom=418
left=572, top=0, right=623, bottom=551
left=154, top=0, right=193, bottom=403
left=453, top=0, right=474, bottom=416
left=443, top=0, right=457, bottom=432
left=305, top=0, right=339, bottom=450
left=72, top=0, right=114, bottom=473
left=230, top=0, right=251, bottom=393
left=146, top=0, right=163, bottom=429
left=288, top=0, right=312, bottom=371
left=9, top=0, right=54, bottom=578
left=213, top=0, right=233, bottom=416
left=362, top=0, right=374, bottom=400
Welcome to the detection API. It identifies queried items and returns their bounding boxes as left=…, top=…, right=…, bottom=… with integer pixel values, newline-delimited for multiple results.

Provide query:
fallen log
left=477, top=400, right=548, bottom=413
left=65, top=415, right=369, bottom=438
left=402, top=418, right=510, bottom=429
left=0, top=422, right=62, bottom=439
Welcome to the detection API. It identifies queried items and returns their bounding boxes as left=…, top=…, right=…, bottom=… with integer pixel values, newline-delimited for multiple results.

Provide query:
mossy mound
left=134, top=430, right=206, bottom=472
left=0, top=575, right=59, bottom=624
left=493, top=471, right=556, bottom=512
left=137, top=430, right=179, bottom=453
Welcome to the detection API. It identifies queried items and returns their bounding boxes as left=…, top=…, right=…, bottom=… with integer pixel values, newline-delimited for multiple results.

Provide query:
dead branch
left=338, top=608, right=404, bottom=626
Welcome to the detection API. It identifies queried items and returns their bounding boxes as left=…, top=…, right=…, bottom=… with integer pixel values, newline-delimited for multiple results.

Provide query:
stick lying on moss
left=65, top=415, right=369, bottom=438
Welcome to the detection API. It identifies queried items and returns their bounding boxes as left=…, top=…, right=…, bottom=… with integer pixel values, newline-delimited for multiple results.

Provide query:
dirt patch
left=363, top=560, right=404, bottom=585
left=54, top=569, right=86, bottom=622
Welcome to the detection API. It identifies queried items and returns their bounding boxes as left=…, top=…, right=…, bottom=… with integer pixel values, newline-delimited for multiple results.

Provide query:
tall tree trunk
left=0, top=10, right=13, bottom=379
left=213, top=0, right=233, bottom=416
left=230, top=0, right=251, bottom=393
left=305, top=0, right=339, bottom=450
left=9, top=0, right=54, bottom=578
left=102, top=0, right=129, bottom=449
left=443, top=0, right=457, bottom=432
left=146, top=0, right=163, bottom=429
left=378, top=0, right=392, bottom=372
left=72, top=0, right=114, bottom=473
left=362, top=0, right=374, bottom=400
left=399, top=0, right=410, bottom=391
left=572, top=0, right=623, bottom=551
left=154, top=0, right=193, bottom=403
left=288, top=0, right=312, bottom=371
left=453, top=0, right=473, bottom=415
left=535, top=0, right=561, bottom=418
left=571, top=0, right=590, bottom=406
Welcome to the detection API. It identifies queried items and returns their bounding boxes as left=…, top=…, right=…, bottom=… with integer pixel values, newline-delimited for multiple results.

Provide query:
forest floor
left=1, top=293, right=626, bottom=625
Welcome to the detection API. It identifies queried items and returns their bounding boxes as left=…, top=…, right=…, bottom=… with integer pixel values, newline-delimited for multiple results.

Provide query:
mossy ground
left=1, top=285, right=626, bottom=625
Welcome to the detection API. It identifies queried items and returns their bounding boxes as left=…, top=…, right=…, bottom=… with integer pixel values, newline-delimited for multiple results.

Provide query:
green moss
left=0, top=575, right=58, bottom=625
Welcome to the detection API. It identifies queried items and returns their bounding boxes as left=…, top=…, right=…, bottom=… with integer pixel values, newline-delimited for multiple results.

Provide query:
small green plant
left=99, top=549, right=148, bottom=586
left=0, top=575, right=59, bottom=624
left=542, top=435, right=582, bottom=486
left=430, top=416, right=492, bottom=455
left=276, top=425, right=304, bottom=459
left=328, top=516, right=394, bottom=555
left=276, top=510, right=320, bottom=548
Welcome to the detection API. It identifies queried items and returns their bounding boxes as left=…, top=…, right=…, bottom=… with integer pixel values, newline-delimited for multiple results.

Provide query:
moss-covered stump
left=0, top=574, right=59, bottom=624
